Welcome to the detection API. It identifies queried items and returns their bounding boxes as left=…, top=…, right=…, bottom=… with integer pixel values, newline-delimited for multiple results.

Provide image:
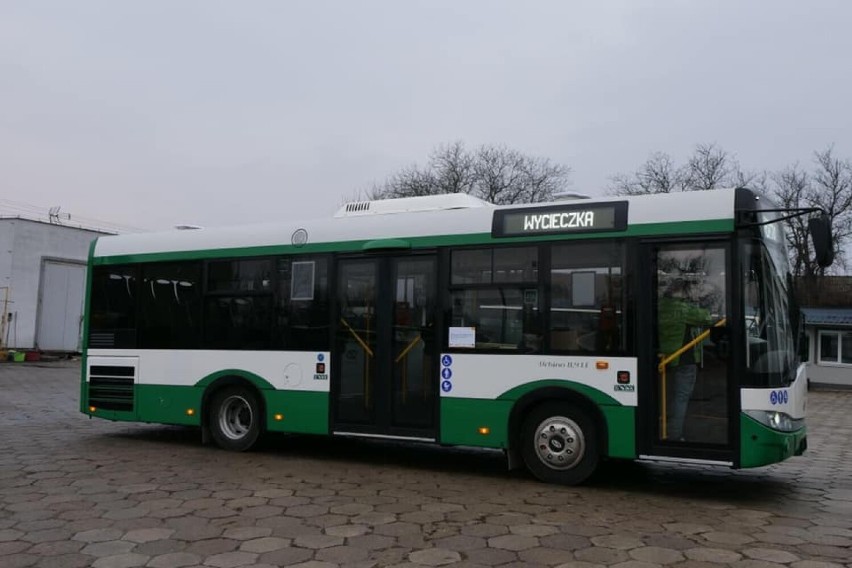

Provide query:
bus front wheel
left=521, top=402, right=599, bottom=485
left=208, top=386, right=262, bottom=452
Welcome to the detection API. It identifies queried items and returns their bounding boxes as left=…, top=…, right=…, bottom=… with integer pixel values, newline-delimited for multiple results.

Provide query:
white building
left=0, top=218, right=106, bottom=352
left=802, top=308, right=852, bottom=388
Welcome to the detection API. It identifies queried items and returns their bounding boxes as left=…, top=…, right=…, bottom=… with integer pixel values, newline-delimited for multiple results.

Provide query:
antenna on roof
left=49, top=206, right=63, bottom=224
left=175, top=224, right=203, bottom=230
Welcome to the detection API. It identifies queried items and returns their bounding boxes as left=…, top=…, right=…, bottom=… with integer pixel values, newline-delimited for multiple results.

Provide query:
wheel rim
left=218, top=395, right=253, bottom=440
left=533, top=415, right=585, bottom=470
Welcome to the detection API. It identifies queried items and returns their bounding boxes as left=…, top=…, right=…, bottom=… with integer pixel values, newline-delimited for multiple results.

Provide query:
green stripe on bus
left=84, top=382, right=329, bottom=434
left=92, top=219, right=734, bottom=265
left=440, top=398, right=512, bottom=448
left=265, top=390, right=328, bottom=435
left=136, top=384, right=203, bottom=425
left=600, top=405, right=636, bottom=459
left=496, top=379, right=621, bottom=406
left=194, top=369, right=276, bottom=391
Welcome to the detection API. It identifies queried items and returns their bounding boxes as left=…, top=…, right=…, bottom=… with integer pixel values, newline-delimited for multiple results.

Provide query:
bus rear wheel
left=521, top=402, right=599, bottom=485
left=208, top=386, right=262, bottom=452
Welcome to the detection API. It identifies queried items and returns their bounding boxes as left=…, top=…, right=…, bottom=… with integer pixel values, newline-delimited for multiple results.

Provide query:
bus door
left=638, top=241, right=736, bottom=462
left=332, top=255, right=439, bottom=439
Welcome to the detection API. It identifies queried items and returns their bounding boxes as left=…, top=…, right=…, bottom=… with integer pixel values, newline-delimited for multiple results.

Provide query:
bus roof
left=93, top=188, right=739, bottom=261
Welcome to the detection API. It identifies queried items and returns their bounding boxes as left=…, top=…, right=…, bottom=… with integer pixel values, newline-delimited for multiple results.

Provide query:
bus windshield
left=743, top=236, right=797, bottom=387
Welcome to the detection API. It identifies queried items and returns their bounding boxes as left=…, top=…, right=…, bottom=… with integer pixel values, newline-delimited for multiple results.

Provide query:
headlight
left=744, top=410, right=803, bottom=432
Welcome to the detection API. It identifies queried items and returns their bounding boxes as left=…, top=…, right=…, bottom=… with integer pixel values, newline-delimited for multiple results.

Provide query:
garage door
left=37, top=260, right=86, bottom=352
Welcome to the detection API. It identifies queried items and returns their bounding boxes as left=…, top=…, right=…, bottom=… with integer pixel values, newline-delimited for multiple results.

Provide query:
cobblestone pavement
left=1, top=362, right=851, bottom=568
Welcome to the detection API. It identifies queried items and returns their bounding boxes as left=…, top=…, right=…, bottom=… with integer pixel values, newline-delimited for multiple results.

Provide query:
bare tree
left=609, top=143, right=752, bottom=195
left=608, top=152, right=686, bottom=195
left=683, top=143, right=735, bottom=190
left=608, top=142, right=851, bottom=275
left=771, top=164, right=814, bottom=277
left=813, top=147, right=852, bottom=259
left=769, top=147, right=852, bottom=277
left=369, top=141, right=571, bottom=204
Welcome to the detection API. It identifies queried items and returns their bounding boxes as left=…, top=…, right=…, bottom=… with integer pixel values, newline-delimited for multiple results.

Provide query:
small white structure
left=0, top=218, right=106, bottom=352
left=802, top=308, right=852, bottom=388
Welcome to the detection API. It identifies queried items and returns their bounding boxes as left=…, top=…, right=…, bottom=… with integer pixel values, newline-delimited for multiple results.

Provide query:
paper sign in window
left=572, top=271, right=596, bottom=307
left=291, top=261, right=315, bottom=301
left=449, top=326, right=476, bottom=348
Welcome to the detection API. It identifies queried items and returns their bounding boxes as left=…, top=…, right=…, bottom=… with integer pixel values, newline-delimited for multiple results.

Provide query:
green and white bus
left=80, top=188, right=832, bottom=484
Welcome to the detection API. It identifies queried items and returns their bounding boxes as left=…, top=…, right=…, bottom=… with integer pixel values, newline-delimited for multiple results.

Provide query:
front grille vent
left=88, top=365, right=135, bottom=411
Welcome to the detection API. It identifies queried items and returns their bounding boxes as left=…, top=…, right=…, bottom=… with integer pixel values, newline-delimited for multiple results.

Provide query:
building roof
left=801, top=308, right=852, bottom=328
left=0, top=216, right=111, bottom=235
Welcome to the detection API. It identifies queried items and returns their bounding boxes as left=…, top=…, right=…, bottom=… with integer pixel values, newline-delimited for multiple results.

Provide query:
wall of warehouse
left=1, top=218, right=102, bottom=351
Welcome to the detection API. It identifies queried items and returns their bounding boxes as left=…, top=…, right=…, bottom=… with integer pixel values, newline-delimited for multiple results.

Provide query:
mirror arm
left=736, top=207, right=824, bottom=228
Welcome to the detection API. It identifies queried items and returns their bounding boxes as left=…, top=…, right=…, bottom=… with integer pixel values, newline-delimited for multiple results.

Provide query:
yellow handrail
left=394, top=334, right=422, bottom=363
left=395, top=334, right=423, bottom=405
left=658, top=317, right=726, bottom=439
left=339, top=317, right=374, bottom=357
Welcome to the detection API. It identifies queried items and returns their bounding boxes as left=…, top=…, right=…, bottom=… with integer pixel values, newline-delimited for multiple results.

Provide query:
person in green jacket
left=658, top=278, right=711, bottom=441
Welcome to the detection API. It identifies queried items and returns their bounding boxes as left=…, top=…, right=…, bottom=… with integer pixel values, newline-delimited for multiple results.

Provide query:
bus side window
left=449, top=246, right=540, bottom=351
left=549, top=242, right=624, bottom=354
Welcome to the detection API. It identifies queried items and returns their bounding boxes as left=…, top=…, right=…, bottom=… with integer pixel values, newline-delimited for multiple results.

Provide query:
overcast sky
left=2, top=1, right=851, bottom=231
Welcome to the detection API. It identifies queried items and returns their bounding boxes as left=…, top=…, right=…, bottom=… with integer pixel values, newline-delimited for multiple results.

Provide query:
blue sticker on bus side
left=441, top=380, right=452, bottom=392
left=441, top=367, right=453, bottom=380
left=317, top=353, right=325, bottom=362
left=442, top=355, right=452, bottom=367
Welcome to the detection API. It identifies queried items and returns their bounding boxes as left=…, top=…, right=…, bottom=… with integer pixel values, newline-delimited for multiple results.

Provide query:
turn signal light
left=478, top=427, right=490, bottom=435
left=89, top=406, right=97, bottom=413
left=596, top=361, right=609, bottom=370
left=274, top=413, right=284, bottom=421
left=186, top=408, right=195, bottom=416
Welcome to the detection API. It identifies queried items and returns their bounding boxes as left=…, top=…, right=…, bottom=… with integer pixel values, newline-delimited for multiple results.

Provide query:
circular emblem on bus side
left=291, top=228, right=308, bottom=247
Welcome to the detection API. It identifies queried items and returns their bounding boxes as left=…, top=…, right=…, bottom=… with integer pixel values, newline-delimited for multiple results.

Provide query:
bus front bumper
left=739, top=413, right=806, bottom=468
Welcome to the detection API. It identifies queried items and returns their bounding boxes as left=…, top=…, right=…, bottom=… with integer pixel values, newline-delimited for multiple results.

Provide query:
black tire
left=520, top=402, right=600, bottom=485
left=208, top=386, right=262, bottom=452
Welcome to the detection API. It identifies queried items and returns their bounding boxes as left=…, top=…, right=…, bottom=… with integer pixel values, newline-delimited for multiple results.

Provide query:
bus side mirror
left=809, top=214, right=834, bottom=268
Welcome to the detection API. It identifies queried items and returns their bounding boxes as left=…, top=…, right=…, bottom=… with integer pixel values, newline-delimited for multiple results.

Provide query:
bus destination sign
left=491, top=201, right=628, bottom=238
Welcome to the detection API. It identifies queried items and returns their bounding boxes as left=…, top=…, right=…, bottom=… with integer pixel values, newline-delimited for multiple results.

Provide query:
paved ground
left=1, top=362, right=851, bottom=568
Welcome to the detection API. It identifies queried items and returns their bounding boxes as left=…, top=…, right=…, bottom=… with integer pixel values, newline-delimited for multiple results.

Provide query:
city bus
left=80, top=187, right=832, bottom=485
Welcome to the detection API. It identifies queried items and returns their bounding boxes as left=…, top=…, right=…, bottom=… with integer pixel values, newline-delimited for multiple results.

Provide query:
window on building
left=89, top=265, right=138, bottom=348
left=550, top=242, right=625, bottom=353
left=818, top=330, right=852, bottom=365
left=450, top=247, right=540, bottom=352
left=139, top=262, right=203, bottom=349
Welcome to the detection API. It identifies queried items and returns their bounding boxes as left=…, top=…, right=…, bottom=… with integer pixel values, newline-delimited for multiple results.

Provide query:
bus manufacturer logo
left=614, top=384, right=635, bottom=392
